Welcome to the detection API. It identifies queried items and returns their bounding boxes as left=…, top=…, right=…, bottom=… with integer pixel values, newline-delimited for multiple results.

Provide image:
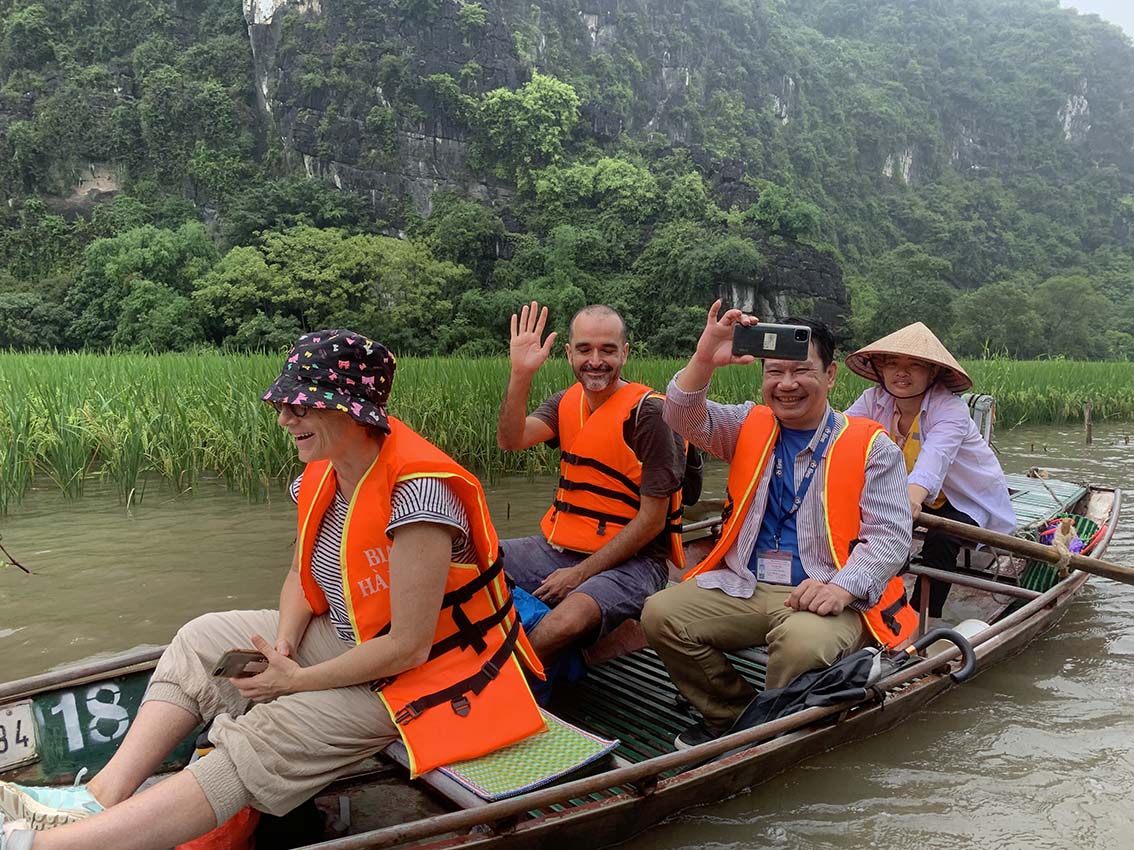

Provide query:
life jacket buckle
left=451, top=695, right=471, bottom=717
left=370, top=676, right=395, bottom=692
left=482, top=659, right=501, bottom=682
left=597, top=520, right=607, bottom=536
left=395, top=704, right=422, bottom=725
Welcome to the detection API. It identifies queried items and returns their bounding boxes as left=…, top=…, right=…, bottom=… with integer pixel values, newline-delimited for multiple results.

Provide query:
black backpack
left=635, top=392, right=704, bottom=508
left=678, top=442, right=704, bottom=507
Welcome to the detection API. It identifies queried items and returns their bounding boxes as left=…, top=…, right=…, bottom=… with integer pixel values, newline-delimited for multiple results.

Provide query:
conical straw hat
left=846, top=322, right=972, bottom=393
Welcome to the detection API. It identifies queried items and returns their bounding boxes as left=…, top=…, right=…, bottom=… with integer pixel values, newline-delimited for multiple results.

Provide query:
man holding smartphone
left=496, top=301, right=687, bottom=669
left=641, top=300, right=916, bottom=749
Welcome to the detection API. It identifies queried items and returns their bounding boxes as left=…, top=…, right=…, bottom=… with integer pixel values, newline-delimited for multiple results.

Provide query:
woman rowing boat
left=844, top=322, right=1016, bottom=619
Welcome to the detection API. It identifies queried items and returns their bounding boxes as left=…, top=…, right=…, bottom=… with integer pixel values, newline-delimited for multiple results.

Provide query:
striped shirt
left=663, top=372, right=912, bottom=610
left=290, top=474, right=475, bottom=642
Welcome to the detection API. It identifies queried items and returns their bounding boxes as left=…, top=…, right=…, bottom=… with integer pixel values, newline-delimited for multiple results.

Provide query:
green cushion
left=436, top=709, right=619, bottom=801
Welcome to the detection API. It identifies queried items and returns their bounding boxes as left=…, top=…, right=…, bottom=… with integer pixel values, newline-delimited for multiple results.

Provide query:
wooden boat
left=0, top=471, right=1121, bottom=850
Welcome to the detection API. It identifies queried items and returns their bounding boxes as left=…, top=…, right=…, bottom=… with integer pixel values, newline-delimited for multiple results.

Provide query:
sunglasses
left=271, top=401, right=309, bottom=418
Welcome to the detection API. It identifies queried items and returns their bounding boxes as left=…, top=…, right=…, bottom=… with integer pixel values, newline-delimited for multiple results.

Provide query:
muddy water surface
left=1, top=422, right=1132, bottom=849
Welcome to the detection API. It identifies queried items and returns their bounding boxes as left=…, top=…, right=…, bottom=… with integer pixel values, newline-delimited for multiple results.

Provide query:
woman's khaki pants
left=144, top=610, right=399, bottom=822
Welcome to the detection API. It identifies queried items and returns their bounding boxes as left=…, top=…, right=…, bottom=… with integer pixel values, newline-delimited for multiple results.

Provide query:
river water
left=1, top=422, right=1132, bottom=848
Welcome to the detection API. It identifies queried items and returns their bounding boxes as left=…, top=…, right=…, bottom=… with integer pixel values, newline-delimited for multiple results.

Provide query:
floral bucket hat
left=262, top=330, right=396, bottom=432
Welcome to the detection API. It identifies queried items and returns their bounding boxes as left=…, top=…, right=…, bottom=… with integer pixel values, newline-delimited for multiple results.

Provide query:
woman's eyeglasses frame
left=271, top=401, right=309, bottom=418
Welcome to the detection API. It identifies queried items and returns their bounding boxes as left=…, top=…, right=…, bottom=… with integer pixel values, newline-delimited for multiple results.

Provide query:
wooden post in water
left=1083, top=399, right=1093, bottom=445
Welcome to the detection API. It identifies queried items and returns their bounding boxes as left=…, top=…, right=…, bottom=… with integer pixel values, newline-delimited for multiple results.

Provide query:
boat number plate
left=0, top=700, right=38, bottom=771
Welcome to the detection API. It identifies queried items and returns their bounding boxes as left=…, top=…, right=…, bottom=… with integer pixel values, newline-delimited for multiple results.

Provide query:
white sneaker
left=1, top=814, right=35, bottom=850
left=0, top=774, right=102, bottom=830
left=673, top=723, right=720, bottom=750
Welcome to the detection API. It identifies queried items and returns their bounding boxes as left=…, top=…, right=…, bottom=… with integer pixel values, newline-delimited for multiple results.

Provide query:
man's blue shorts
left=499, top=535, right=668, bottom=638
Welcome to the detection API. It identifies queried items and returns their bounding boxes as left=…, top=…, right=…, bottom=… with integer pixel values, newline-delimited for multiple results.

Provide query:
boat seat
left=381, top=709, right=620, bottom=808
left=959, top=392, right=995, bottom=444
left=729, top=645, right=769, bottom=667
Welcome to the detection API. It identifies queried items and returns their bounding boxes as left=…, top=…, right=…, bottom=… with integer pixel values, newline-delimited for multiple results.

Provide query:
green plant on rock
left=455, top=0, right=488, bottom=34
left=365, top=105, right=398, bottom=158
left=477, top=72, right=580, bottom=185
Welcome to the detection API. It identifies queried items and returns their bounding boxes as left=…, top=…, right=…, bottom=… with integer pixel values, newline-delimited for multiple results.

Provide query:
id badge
left=756, top=549, right=793, bottom=585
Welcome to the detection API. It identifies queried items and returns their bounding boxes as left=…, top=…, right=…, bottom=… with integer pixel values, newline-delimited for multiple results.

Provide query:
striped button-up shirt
left=664, top=373, right=912, bottom=610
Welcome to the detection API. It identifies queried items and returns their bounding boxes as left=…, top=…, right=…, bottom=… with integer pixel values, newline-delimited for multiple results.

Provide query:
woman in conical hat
left=845, top=322, right=1016, bottom=620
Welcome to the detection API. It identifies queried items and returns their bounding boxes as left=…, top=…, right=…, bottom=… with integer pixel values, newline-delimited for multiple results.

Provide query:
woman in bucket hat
left=1, top=331, right=544, bottom=850
left=845, top=322, right=1016, bottom=621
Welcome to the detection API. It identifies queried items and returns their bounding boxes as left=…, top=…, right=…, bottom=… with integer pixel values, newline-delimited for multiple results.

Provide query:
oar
left=917, top=513, right=1134, bottom=586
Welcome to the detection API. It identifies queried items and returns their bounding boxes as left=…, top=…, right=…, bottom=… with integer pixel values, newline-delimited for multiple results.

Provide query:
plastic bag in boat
left=512, top=586, right=585, bottom=704
left=727, top=646, right=894, bottom=733
left=174, top=807, right=258, bottom=850
left=726, top=628, right=978, bottom=734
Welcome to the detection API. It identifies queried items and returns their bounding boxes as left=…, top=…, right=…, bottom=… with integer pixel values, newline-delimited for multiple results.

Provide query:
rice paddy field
left=1, top=352, right=1132, bottom=513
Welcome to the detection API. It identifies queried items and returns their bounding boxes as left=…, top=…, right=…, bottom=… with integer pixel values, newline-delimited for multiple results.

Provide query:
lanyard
left=769, top=409, right=836, bottom=549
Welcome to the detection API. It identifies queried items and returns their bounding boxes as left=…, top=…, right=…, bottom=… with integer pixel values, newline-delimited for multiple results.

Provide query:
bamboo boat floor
left=1005, top=472, right=1086, bottom=528
left=551, top=649, right=768, bottom=767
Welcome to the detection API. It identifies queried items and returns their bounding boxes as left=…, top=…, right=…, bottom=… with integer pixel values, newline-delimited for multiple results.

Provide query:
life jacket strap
left=449, top=603, right=487, bottom=655
left=551, top=499, right=636, bottom=527
left=427, top=596, right=515, bottom=660
left=394, top=617, right=522, bottom=725
left=556, top=477, right=642, bottom=510
left=878, top=591, right=908, bottom=635
left=371, top=595, right=516, bottom=692
left=721, top=490, right=735, bottom=527
left=368, top=557, right=505, bottom=644
left=560, top=451, right=641, bottom=495
left=666, top=502, right=684, bottom=535
left=367, top=556, right=512, bottom=696
left=442, top=557, right=504, bottom=608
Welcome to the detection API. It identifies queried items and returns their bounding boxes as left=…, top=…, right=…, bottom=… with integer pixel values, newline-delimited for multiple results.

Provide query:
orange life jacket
left=539, top=381, right=685, bottom=567
left=684, top=406, right=917, bottom=648
left=296, top=418, right=546, bottom=776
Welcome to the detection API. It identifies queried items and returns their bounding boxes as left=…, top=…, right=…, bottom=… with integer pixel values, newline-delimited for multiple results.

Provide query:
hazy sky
left=1060, top=1, right=1134, bottom=37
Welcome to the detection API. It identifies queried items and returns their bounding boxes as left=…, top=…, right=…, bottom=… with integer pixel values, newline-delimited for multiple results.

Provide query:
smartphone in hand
left=212, top=648, right=267, bottom=678
left=732, top=323, right=811, bottom=361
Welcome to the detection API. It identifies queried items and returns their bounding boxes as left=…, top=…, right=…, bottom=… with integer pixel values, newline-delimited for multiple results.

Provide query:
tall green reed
left=0, top=352, right=1131, bottom=513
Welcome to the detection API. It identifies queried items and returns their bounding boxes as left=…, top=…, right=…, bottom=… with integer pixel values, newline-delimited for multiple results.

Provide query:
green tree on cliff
left=854, top=244, right=956, bottom=343
left=477, top=72, right=581, bottom=185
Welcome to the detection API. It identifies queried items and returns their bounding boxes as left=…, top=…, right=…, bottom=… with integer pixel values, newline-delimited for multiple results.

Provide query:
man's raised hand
left=510, top=301, right=558, bottom=377
left=694, top=299, right=759, bottom=368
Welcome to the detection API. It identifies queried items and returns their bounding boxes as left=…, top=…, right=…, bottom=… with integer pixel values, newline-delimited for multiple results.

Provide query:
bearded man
left=496, top=301, right=687, bottom=665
